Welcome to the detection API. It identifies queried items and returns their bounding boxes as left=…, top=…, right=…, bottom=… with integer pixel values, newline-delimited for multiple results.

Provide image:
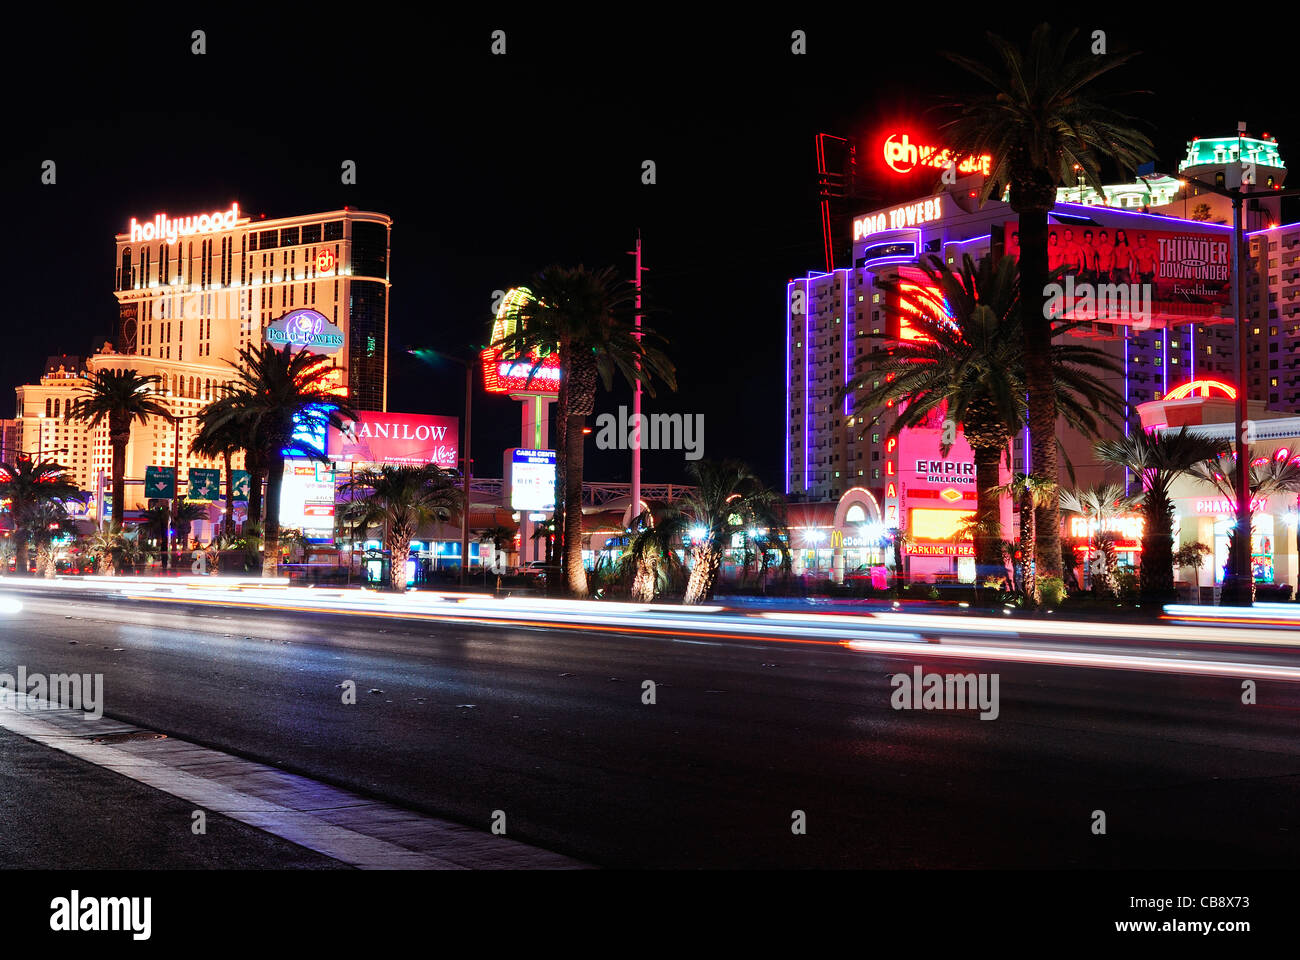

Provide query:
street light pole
left=461, top=361, right=472, bottom=589
left=1160, top=146, right=1300, bottom=605
left=406, top=347, right=474, bottom=588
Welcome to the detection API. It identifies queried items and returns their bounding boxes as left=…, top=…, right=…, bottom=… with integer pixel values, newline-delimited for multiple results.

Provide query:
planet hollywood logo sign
left=264, top=309, right=345, bottom=354
left=128, top=203, right=241, bottom=245
left=882, top=133, right=992, bottom=177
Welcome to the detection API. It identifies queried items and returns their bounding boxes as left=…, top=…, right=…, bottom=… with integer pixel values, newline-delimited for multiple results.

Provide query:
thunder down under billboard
left=1004, top=223, right=1231, bottom=322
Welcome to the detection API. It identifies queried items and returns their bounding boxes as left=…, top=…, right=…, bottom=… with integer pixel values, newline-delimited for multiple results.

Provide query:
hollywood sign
left=128, top=203, right=241, bottom=245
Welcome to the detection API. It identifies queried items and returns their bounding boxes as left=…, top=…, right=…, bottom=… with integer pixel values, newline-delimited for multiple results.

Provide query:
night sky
left=8, top=15, right=1298, bottom=489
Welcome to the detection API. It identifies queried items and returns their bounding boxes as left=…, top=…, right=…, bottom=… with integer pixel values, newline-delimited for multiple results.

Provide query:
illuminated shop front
left=1137, top=389, right=1300, bottom=600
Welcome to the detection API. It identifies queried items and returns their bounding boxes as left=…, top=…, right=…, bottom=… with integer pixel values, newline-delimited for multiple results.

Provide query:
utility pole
left=461, top=361, right=473, bottom=588
left=629, top=231, right=644, bottom=532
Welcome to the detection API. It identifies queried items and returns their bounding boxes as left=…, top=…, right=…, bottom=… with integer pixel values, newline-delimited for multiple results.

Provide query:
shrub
left=1039, top=576, right=1066, bottom=606
left=1113, top=569, right=1139, bottom=602
left=1256, top=582, right=1295, bottom=602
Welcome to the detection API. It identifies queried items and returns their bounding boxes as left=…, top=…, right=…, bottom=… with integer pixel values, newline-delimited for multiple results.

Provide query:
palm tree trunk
left=246, top=462, right=264, bottom=534
left=1019, top=489, right=1038, bottom=603
left=631, top=556, right=656, bottom=602
left=683, top=543, right=721, bottom=605
left=563, top=412, right=587, bottom=597
left=388, top=533, right=411, bottom=593
left=261, top=455, right=285, bottom=578
left=15, top=539, right=30, bottom=577
left=109, top=422, right=129, bottom=530
left=1017, top=203, right=1063, bottom=581
left=223, top=449, right=234, bottom=537
left=973, top=446, right=1004, bottom=581
left=1140, top=496, right=1177, bottom=605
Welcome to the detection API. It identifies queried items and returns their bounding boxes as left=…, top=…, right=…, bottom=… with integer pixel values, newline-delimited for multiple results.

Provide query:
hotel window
left=259, top=230, right=278, bottom=249
left=281, top=227, right=300, bottom=248
left=302, top=223, right=321, bottom=244
left=323, top=220, right=344, bottom=242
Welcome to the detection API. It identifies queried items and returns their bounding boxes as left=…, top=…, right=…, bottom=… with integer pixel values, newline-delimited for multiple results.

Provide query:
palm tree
left=493, top=266, right=677, bottom=597
left=1188, top=449, right=1300, bottom=600
left=478, top=524, right=515, bottom=590
left=172, top=501, right=209, bottom=554
left=66, top=369, right=171, bottom=531
left=1096, top=427, right=1227, bottom=605
left=191, top=397, right=247, bottom=537
left=843, top=254, right=1124, bottom=583
left=942, top=24, right=1156, bottom=582
left=0, top=457, right=83, bottom=576
left=663, top=460, right=788, bottom=605
left=623, top=509, right=689, bottom=602
left=83, top=527, right=126, bottom=575
left=990, top=472, right=1056, bottom=602
left=25, top=499, right=76, bottom=578
left=1058, top=483, right=1139, bottom=597
left=202, top=344, right=356, bottom=577
left=337, top=464, right=461, bottom=593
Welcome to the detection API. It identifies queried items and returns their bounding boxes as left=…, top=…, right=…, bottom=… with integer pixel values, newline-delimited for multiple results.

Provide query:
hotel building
left=786, top=131, right=1299, bottom=583
left=12, top=205, right=392, bottom=514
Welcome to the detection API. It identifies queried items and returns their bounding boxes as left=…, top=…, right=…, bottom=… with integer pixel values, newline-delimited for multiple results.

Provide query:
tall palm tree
left=0, top=457, right=83, bottom=576
left=1188, top=449, right=1300, bottom=600
left=942, top=24, right=1156, bottom=581
left=191, top=395, right=247, bottom=537
left=65, top=369, right=172, bottom=531
left=337, top=464, right=461, bottom=592
left=654, top=459, right=788, bottom=605
left=202, top=344, right=356, bottom=577
left=493, top=266, right=677, bottom=597
left=1058, top=483, right=1140, bottom=597
left=843, top=254, right=1124, bottom=583
left=990, top=472, right=1056, bottom=602
left=1096, top=427, right=1227, bottom=605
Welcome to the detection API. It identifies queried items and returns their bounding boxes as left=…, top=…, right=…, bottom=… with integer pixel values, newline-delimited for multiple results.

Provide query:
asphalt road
left=0, top=587, right=1297, bottom=868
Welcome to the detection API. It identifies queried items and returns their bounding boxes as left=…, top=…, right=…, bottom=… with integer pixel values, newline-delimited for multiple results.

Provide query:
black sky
left=7, top=13, right=1298, bottom=488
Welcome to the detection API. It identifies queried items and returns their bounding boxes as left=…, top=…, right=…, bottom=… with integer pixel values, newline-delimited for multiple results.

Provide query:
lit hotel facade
left=12, top=205, right=392, bottom=512
left=787, top=132, right=1300, bottom=583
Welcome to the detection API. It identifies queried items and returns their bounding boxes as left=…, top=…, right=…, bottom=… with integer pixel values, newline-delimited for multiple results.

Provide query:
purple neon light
left=786, top=281, right=793, bottom=495
left=841, top=268, right=852, bottom=416
left=805, top=279, right=812, bottom=492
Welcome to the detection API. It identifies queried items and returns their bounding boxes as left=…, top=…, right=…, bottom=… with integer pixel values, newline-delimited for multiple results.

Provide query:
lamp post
left=406, top=348, right=474, bottom=587
left=1159, top=134, right=1300, bottom=605
left=167, top=409, right=202, bottom=573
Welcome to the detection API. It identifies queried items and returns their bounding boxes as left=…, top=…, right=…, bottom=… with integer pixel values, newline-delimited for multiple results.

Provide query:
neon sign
left=1195, top=496, right=1267, bottom=515
left=317, top=249, right=335, bottom=273
left=882, top=134, right=991, bottom=177
left=265, top=309, right=345, bottom=353
left=128, top=203, right=241, bottom=245
left=854, top=198, right=946, bottom=240
left=1165, top=378, right=1237, bottom=401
